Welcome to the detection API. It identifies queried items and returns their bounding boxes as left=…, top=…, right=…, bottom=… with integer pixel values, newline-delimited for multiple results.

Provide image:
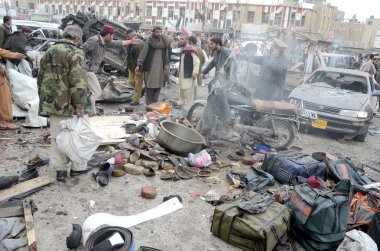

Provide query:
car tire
left=354, top=131, right=368, bottom=142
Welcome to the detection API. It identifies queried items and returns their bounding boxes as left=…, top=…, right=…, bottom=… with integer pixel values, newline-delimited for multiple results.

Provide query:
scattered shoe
left=56, top=170, right=68, bottom=182
left=70, top=167, right=93, bottom=177
left=0, top=176, right=19, bottom=190
left=27, top=155, right=50, bottom=169
left=143, top=167, right=156, bottom=177
left=163, top=195, right=182, bottom=203
left=66, top=224, right=82, bottom=249
left=96, top=171, right=109, bottom=186
left=18, top=168, right=39, bottom=183
left=130, top=101, right=139, bottom=106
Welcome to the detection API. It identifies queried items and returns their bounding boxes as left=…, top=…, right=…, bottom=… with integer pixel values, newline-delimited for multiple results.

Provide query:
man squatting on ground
left=37, top=25, right=91, bottom=175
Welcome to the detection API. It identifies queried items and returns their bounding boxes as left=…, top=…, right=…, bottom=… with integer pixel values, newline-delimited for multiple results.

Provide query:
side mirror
left=372, top=90, right=380, bottom=97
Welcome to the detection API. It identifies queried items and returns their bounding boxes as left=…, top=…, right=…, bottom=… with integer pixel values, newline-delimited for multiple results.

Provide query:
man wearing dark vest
left=178, top=35, right=200, bottom=107
left=136, top=26, right=170, bottom=105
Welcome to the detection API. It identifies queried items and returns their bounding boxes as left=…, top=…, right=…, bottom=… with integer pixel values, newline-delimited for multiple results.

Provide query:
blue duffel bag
left=262, top=150, right=327, bottom=184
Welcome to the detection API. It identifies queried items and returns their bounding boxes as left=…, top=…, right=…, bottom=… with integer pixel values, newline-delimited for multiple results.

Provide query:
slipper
left=56, top=170, right=68, bottom=182
left=160, top=171, right=180, bottom=181
left=143, top=167, right=156, bottom=177
left=198, top=168, right=212, bottom=177
left=112, top=166, right=126, bottom=177
left=167, top=156, right=192, bottom=180
left=27, top=155, right=50, bottom=169
left=129, top=150, right=140, bottom=164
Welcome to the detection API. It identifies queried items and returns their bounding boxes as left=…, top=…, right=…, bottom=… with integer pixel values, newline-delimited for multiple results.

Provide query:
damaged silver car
left=289, top=67, right=380, bottom=141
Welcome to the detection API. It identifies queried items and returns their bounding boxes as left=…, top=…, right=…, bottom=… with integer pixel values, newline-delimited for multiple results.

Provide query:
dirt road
left=0, top=81, right=379, bottom=251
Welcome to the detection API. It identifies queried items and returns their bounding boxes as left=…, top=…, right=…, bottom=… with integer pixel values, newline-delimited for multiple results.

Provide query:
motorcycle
left=187, top=79, right=316, bottom=150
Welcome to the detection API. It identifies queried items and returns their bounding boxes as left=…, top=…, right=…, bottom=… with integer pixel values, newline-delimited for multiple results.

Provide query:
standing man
left=188, top=36, right=205, bottom=87
left=0, top=49, right=26, bottom=130
left=136, top=26, right=170, bottom=105
left=361, top=53, right=380, bottom=88
left=4, top=26, right=33, bottom=76
left=200, top=37, right=231, bottom=91
left=125, top=29, right=144, bottom=105
left=81, top=25, right=141, bottom=113
left=37, top=25, right=90, bottom=174
left=240, top=38, right=289, bottom=101
left=178, top=36, right=200, bottom=107
left=0, top=16, right=12, bottom=46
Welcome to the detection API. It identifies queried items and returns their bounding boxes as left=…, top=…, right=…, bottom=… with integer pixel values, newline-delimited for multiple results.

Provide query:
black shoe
left=141, top=88, right=145, bottom=97
left=70, top=167, right=93, bottom=177
left=56, top=170, right=68, bottom=182
left=27, top=155, right=50, bottom=169
left=18, top=168, right=39, bottom=183
left=130, top=101, right=139, bottom=106
left=0, top=176, right=19, bottom=190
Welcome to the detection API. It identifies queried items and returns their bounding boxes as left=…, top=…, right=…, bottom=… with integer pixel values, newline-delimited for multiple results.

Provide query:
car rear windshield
left=306, top=71, right=368, bottom=94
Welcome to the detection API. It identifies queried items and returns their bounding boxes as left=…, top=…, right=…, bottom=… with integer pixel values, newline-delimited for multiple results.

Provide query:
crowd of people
left=1, top=18, right=380, bottom=171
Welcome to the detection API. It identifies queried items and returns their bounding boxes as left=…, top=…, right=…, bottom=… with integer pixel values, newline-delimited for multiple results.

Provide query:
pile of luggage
left=211, top=149, right=380, bottom=251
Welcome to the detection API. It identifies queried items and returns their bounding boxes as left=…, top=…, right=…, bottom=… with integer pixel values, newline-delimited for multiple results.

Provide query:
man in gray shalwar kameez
left=136, top=26, right=170, bottom=105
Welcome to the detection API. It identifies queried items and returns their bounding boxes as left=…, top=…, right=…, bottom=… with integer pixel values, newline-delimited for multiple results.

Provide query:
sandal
left=198, top=168, right=212, bottom=177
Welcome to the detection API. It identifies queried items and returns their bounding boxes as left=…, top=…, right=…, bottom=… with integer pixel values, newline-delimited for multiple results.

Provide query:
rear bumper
left=310, top=110, right=371, bottom=135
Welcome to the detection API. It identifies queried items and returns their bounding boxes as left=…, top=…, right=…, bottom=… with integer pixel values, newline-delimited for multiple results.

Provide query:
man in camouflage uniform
left=37, top=25, right=91, bottom=174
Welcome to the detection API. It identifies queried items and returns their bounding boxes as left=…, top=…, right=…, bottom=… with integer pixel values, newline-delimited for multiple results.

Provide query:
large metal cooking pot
left=156, top=121, right=206, bottom=156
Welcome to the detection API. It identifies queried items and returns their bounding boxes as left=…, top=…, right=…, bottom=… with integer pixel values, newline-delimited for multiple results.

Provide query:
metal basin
left=156, top=121, right=206, bottom=156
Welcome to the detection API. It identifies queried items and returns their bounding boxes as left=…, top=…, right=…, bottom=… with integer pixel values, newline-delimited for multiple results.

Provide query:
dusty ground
left=0, top=76, right=380, bottom=251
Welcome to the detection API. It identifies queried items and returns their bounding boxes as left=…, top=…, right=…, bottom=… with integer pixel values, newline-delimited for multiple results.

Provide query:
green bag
left=289, top=179, right=352, bottom=251
left=210, top=194, right=291, bottom=251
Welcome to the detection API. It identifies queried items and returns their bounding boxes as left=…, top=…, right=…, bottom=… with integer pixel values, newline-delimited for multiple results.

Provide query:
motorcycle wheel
left=262, top=120, right=295, bottom=150
left=187, top=103, right=206, bottom=126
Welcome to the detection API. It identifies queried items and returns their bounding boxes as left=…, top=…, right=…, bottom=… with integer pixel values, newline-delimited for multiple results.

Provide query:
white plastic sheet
left=56, top=116, right=102, bottom=171
left=8, top=69, right=47, bottom=127
left=337, top=230, right=378, bottom=251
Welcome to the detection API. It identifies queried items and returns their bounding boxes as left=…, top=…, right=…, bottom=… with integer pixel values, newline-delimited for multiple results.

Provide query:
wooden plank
left=0, top=205, right=24, bottom=218
left=0, top=177, right=54, bottom=203
left=23, top=200, right=37, bottom=251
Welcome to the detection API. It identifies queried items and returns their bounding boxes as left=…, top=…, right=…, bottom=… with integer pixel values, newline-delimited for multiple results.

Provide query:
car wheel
left=354, top=131, right=367, bottom=142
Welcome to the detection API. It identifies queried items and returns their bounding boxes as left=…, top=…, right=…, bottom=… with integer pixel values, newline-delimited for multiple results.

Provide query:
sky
left=327, top=0, right=379, bottom=22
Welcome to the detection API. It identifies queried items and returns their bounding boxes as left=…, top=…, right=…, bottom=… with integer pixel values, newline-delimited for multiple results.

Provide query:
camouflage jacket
left=37, top=39, right=90, bottom=117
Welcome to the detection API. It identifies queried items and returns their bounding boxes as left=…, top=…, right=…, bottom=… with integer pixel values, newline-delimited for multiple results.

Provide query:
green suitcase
left=211, top=194, right=291, bottom=251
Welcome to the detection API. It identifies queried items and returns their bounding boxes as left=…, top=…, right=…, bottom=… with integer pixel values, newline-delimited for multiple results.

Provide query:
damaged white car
left=289, top=67, right=380, bottom=141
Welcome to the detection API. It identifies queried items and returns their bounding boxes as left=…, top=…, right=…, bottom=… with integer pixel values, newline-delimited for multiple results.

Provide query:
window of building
left=45, top=5, right=49, bottom=13
left=108, top=7, right=112, bottom=17
left=274, top=13, right=281, bottom=25
left=301, top=15, right=306, bottom=26
left=66, top=5, right=70, bottom=14
left=28, top=2, right=35, bottom=9
left=126, top=3, right=130, bottom=14
left=136, top=5, right=140, bottom=16
left=261, top=12, right=269, bottom=24
left=246, top=11, right=255, bottom=23
left=220, top=10, right=227, bottom=20
left=58, top=5, right=62, bottom=15
left=157, top=6, right=163, bottom=17
left=146, top=6, right=152, bottom=17
left=15, top=1, right=19, bottom=7
left=179, top=7, right=185, bottom=17
left=73, top=5, right=77, bottom=14
left=99, top=7, right=104, bottom=17
left=81, top=6, right=85, bottom=13
left=168, top=6, right=174, bottom=18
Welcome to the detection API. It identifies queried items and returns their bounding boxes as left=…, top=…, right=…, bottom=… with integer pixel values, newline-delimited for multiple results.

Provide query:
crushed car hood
left=289, top=83, right=369, bottom=110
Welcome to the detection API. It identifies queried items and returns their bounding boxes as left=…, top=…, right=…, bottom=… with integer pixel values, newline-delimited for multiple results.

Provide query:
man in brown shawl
left=135, top=26, right=170, bottom=105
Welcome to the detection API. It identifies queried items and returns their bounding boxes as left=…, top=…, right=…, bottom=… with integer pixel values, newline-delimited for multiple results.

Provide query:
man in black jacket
left=5, top=26, right=33, bottom=76
left=0, top=16, right=12, bottom=46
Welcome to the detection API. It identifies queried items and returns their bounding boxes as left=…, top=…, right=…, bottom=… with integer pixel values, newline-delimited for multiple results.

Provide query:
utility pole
left=3, top=0, right=10, bottom=16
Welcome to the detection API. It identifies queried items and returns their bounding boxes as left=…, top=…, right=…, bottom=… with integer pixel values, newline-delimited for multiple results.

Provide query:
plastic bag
left=56, top=116, right=102, bottom=171
left=8, top=69, right=47, bottom=127
left=336, top=230, right=378, bottom=251
left=187, top=150, right=212, bottom=168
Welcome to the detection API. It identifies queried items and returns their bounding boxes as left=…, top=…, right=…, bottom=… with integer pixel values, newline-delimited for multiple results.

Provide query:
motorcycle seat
left=251, top=99, right=297, bottom=115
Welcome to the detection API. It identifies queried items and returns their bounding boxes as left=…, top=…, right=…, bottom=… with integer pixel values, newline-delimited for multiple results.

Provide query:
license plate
left=312, top=119, right=328, bottom=129
left=299, top=109, right=318, bottom=119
